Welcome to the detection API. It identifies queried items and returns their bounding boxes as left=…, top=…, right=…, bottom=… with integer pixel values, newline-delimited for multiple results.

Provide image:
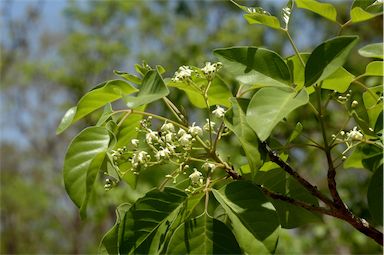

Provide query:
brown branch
left=260, top=141, right=383, bottom=246
left=261, top=142, right=334, bottom=207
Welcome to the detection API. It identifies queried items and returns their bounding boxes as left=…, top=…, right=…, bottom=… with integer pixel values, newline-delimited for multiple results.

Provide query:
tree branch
left=261, top=142, right=334, bottom=207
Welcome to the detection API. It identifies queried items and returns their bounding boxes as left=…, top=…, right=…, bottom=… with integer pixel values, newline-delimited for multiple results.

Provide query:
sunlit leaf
left=56, top=80, right=137, bottom=134
left=114, top=70, right=142, bottom=84
left=124, top=69, right=169, bottom=108
left=363, top=86, right=383, bottom=129
left=321, top=67, right=355, bottom=93
left=364, top=61, right=384, bottom=76
left=167, top=213, right=242, bottom=254
left=214, top=47, right=291, bottom=89
left=63, top=127, right=110, bottom=218
left=246, top=87, right=309, bottom=141
left=166, top=75, right=232, bottom=108
left=358, top=43, right=383, bottom=59
left=213, top=181, right=280, bottom=253
left=350, top=0, right=383, bottom=23
left=295, top=0, right=338, bottom=22
left=305, top=36, right=359, bottom=86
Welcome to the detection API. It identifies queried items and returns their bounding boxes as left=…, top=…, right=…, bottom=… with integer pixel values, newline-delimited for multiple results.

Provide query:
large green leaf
left=56, top=80, right=137, bottom=134
left=166, top=75, right=232, bottom=108
left=254, top=168, right=322, bottom=228
left=350, top=0, right=383, bottom=23
left=118, top=187, right=187, bottom=255
left=63, top=127, right=110, bottom=217
left=213, top=181, right=280, bottom=254
left=364, top=61, right=384, bottom=76
left=295, top=0, right=337, bottom=22
left=225, top=98, right=262, bottom=175
left=246, top=87, right=309, bottom=141
left=214, top=47, right=291, bottom=88
left=367, top=167, right=383, bottom=225
left=305, top=36, right=359, bottom=86
left=123, top=69, right=169, bottom=108
left=358, top=43, right=383, bottom=59
left=167, top=213, right=242, bottom=255
left=99, top=203, right=131, bottom=255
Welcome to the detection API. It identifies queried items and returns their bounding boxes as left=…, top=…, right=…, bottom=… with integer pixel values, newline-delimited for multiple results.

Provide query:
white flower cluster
left=172, top=66, right=193, bottom=82
left=201, top=62, right=222, bottom=80
left=332, top=126, right=365, bottom=156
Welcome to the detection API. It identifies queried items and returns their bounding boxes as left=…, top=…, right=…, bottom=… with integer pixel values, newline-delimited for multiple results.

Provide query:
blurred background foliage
left=0, top=0, right=382, bottom=254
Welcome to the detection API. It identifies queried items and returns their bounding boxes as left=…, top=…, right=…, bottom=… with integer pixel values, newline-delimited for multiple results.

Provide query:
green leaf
left=123, top=70, right=169, bottom=108
left=167, top=75, right=232, bottom=108
left=295, top=0, right=338, bottom=22
left=99, top=203, right=131, bottom=255
left=288, top=122, right=303, bottom=143
left=305, top=36, right=359, bottom=86
left=231, top=1, right=281, bottom=29
left=367, top=167, right=383, bottom=225
left=118, top=187, right=187, bottom=255
left=343, top=143, right=383, bottom=171
left=213, top=181, right=280, bottom=254
left=167, top=213, right=242, bottom=255
left=246, top=87, right=309, bottom=141
left=321, top=67, right=355, bottom=93
left=358, top=43, right=383, bottom=59
left=254, top=168, right=322, bottom=228
left=56, top=80, right=137, bottom=134
left=244, top=13, right=281, bottom=30
left=147, top=193, right=205, bottom=254
left=351, top=0, right=383, bottom=23
left=96, top=103, right=114, bottom=126
left=364, top=61, right=384, bottom=76
left=56, top=106, right=77, bottom=134
left=114, top=70, right=142, bottom=84
left=214, top=47, right=291, bottom=89
left=225, top=98, right=262, bottom=175
left=363, top=86, right=383, bottom=129
left=63, top=127, right=110, bottom=217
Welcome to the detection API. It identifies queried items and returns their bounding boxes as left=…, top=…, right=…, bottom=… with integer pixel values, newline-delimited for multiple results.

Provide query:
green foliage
left=57, top=1, right=383, bottom=254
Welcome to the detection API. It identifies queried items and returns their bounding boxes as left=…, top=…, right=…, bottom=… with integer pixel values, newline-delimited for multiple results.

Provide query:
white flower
left=172, top=65, right=193, bottom=81
left=131, top=139, right=139, bottom=147
left=201, top=62, right=216, bottom=74
left=166, top=143, right=176, bottom=153
left=203, top=119, right=215, bottom=132
left=161, top=122, right=175, bottom=132
left=212, top=105, right=225, bottom=118
left=177, top=129, right=187, bottom=137
left=165, top=133, right=173, bottom=142
left=189, top=169, right=203, bottom=185
left=178, top=133, right=192, bottom=147
left=146, top=130, right=159, bottom=144
left=346, top=127, right=363, bottom=141
left=131, top=151, right=150, bottom=168
left=202, top=162, right=216, bottom=171
left=155, top=147, right=171, bottom=160
left=188, top=122, right=203, bottom=136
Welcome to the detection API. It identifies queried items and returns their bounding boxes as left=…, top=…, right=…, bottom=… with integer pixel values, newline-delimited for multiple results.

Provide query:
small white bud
left=188, top=122, right=203, bottom=136
left=351, top=100, right=358, bottom=108
left=212, top=106, right=226, bottom=118
left=131, top=139, right=139, bottom=147
left=189, top=169, right=203, bottom=185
